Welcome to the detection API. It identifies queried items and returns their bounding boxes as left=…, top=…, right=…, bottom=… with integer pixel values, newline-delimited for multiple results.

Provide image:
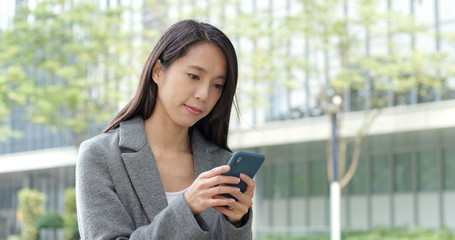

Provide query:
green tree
left=0, top=0, right=144, bottom=146
left=17, top=189, right=47, bottom=240
left=282, top=0, right=454, bottom=189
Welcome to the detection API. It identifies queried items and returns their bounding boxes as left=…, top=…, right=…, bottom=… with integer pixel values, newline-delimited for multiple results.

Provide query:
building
left=230, top=100, right=455, bottom=235
left=1, top=0, right=455, bottom=239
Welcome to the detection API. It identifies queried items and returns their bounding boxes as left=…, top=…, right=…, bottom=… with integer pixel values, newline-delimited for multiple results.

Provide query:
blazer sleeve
left=167, top=194, right=253, bottom=240
left=211, top=207, right=253, bottom=240
left=76, top=139, right=212, bottom=240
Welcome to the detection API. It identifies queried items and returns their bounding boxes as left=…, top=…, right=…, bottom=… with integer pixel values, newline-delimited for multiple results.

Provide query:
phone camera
left=234, top=157, right=242, bottom=165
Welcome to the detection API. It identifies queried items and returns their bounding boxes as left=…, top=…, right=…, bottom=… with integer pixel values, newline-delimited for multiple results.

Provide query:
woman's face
left=152, top=42, right=227, bottom=128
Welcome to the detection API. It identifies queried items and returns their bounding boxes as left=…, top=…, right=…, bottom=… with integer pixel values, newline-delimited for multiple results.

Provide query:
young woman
left=76, top=20, right=254, bottom=239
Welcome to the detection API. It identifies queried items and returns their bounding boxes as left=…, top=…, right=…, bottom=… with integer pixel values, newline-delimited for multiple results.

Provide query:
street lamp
left=328, top=95, right=342, bottom=240
left=330, top=95, right=342, bottom=182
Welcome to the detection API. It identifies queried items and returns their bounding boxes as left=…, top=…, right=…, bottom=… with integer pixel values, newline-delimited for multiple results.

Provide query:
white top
left=165, top=187, right=189, bottom=204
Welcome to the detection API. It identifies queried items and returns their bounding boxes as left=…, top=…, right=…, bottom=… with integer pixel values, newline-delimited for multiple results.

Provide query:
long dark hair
left=103, top=19, right=238, bottom=151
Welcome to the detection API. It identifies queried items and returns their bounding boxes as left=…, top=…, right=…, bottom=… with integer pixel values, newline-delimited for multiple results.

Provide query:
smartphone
left=221, top=151, right=265, bottom=198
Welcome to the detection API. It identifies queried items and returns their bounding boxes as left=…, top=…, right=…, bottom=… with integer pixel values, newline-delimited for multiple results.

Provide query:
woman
left=76, top=19, right=254, bottom=239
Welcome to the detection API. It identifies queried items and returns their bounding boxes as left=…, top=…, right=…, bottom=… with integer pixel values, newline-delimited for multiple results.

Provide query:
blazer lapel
left=118, top=116, right=167, bottom=220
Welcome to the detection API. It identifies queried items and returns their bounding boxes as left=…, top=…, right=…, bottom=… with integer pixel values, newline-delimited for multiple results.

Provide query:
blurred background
left=1, top=0, right=455, bottom=239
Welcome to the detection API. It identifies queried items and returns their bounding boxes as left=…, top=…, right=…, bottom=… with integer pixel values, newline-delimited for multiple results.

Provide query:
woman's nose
left=194, top=84, right=209, bottom=101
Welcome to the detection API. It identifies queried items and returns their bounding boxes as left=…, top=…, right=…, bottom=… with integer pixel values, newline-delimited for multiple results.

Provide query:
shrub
left=35, top=212, right=63, bottom=240
left=63, top=188, right=80, bottom=240
left=258, top=227, right=455, bottom=240
left=17, top=189, right=47, bottom=240
left=35, top=212, right=63, bottom=229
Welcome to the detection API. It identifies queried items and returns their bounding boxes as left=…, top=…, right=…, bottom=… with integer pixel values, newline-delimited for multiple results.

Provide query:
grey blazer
left=76, top=116, right=252, bottom=240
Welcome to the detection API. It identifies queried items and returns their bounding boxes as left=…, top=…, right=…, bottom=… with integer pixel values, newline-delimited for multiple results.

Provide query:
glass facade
left=444, top=148, right=455, bottom=190
left=272, top=164, right=287, bottom=199
left=418, top=150, right=438, bottom=191
left=394, top=153, right=413, bottom=192
left=0, top=109, right=74, bottom=154
left=372, top=154, right=390, bottom=194
left=291, top=162, right=305, bottom=197
left=309, top=160, right=325, bottom=197
left=349, top=156, right=367, bottom=194
left=253, top=127, right=455, bottom=232
left=0, top=107, right=106, bottom=155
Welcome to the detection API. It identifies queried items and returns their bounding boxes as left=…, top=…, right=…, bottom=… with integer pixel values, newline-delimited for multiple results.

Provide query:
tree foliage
left=0, top=0, right=142, bottom=145
left=147, top=1, right=455, bottom=186
left=184, top=0, right=454, bottom=187
left=163, top=0, right=455, bottom=120
left=278, top=0, right=454, bottom=188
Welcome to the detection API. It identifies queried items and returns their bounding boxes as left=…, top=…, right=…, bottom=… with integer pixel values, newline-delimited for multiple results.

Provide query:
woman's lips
left=184, top=104, right=202, bottom=115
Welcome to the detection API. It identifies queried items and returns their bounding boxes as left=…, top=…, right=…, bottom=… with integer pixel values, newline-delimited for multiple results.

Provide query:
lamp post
left=329, top=95, right=342, bottom=240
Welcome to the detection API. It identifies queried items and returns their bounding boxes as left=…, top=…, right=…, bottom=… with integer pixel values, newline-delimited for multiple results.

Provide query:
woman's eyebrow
left=187, top=65, right=206, bottom=72
left=187, top=65, right=226, bottom=80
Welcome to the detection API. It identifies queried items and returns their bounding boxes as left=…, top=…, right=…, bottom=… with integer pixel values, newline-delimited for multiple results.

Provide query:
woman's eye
left=214, top=84, right=224, bottom=90
left=188, top=73, right=199, bottom=80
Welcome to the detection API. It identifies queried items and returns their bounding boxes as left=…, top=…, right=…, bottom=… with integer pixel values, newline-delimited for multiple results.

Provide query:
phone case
left=221, top=151, right=265, bottom=198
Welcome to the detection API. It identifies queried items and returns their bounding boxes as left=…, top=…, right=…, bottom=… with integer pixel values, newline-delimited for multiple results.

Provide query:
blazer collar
left=118, top=116, right=148, bottom=152
left=118, top=115, right=221, bottom=220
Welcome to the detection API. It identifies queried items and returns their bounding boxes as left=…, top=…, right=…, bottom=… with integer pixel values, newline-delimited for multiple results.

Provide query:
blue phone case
left=221, top=151, right=265, bottom=198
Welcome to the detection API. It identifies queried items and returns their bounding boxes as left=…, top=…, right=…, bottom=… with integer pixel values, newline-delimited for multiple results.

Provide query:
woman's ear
left=152, top=59, right=163, bottom=85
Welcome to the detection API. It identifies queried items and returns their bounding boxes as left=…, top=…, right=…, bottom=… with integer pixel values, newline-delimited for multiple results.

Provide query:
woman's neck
left=144, top=113, right=191, bottom=154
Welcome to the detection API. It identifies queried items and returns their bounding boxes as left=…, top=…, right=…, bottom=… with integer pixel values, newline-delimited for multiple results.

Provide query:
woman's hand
left=213, top=173, right=255, bottom=225
left=184, top=165, right=242, bottom=215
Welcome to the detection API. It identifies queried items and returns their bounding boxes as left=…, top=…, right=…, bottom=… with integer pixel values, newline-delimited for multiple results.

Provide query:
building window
left=349, top=156, right=367, bottom=194
left=443, top=148, right=455, bottom=190
left=309, top=160, right=325, bottom=196
left=418, top=150, right=438, bottom=191
left=272, top=163, right=287, bottom=199
left=372, top=154, right=390, bottom=193
left=394, top=152, right=413, bottom=192
left=261, top=165, right=272, bottom=199
left=291, top=162, right=305, bottom=197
